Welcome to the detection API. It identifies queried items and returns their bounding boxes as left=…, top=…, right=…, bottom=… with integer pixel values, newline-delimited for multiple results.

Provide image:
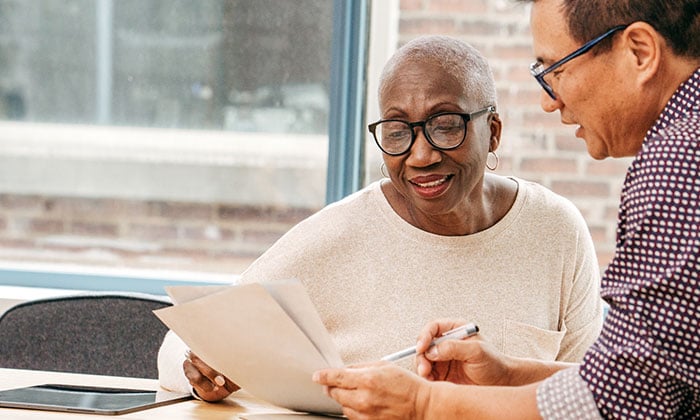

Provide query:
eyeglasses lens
left=376, top=114, right=466, bottom=155
left=377, top=122, right=412, bottom=155
left=426, top=114, right=465, bottom=148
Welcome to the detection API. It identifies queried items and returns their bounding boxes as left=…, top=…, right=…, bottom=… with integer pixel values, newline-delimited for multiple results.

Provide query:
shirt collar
left=645, top=67, right=700, bottom=142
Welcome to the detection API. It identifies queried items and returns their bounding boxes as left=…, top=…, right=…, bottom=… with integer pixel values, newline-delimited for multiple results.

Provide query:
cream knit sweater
left=159, top=177, right=603, bottom=393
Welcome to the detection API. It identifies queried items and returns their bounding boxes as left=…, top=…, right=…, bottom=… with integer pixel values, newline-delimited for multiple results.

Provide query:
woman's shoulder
left=510, top=177, right=588, bottom=226
left=278, top=180, right=386, bottom=238
left=325, top=180, right=384, bottom=209
left=311, top=180, right=385, bottom=221
left=239, top=182, right=387, bottom=280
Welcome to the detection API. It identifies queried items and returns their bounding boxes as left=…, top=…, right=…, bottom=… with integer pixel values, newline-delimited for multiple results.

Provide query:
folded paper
left=154, top=279, right=343, bottom=415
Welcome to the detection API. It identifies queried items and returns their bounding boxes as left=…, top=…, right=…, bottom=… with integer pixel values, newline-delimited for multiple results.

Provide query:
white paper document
left=154, top=279, right=343, bottom=415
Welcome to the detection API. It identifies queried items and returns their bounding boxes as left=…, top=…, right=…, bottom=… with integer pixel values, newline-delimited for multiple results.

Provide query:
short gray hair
left=378, top=35, right=497, bottom=108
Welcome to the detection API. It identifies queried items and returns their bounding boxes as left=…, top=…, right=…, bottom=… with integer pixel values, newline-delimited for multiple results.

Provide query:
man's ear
left=621, top=21, right=662, bottom=85
left=488, top=112, right=502, bottom=152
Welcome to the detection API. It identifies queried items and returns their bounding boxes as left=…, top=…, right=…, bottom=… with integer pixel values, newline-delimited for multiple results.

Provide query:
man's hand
left=415, top=319, right=512, bottom=386
left=313, top=362, right=431, bottom=420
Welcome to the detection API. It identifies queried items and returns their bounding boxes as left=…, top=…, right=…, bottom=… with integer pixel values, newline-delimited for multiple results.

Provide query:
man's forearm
left=505, top=357, right=577, bottom=386
left=423, top=381, right=542, bottom=420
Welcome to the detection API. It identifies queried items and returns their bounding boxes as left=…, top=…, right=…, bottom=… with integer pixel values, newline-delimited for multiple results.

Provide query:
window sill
left=0, top=260, right=234, bottom=297
left=0, top=121, right=328, bottom=207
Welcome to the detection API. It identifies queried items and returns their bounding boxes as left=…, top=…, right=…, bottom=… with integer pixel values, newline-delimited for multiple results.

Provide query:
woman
left=158, top=35, right=603, bottom=402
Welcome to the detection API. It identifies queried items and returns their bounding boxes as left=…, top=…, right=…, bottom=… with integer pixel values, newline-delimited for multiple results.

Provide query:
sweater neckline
left=369, top=177, right=526, bottom=245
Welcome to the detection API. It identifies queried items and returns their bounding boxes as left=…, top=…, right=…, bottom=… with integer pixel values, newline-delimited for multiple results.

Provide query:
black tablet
left=0, top=383, right=192, bottom=415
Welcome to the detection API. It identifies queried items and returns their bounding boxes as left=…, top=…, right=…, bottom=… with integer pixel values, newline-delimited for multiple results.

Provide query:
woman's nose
left=406, top=128, right=442, bottom=166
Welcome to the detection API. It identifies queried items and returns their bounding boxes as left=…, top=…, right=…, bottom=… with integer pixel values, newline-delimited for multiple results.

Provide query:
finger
left=210, top=373, right=239, bottom=394
left=313, top=367, right=363, bottom=389
left=414, top=354, right=432, bottom=379
left=327, top=386, right=357, bottom=408
left=188, top=352, right=217, bottom=378
left=415, top=322, right=442, bottom=353
left=183, top=360, right=235, bottom=402
left=222, top=377, right=240, bottom=393
left=321, top=384, right=331, bottom=398
left=187, top=353, right=237, bottom=392
left=416, top=318, right=467, bottom=353
left=312, top=368, right=343, bottom=387
left=184, top=358, right=238, bottom=396
left=183, top=359, right=215, bottom=392
left=342, top=407, right=363, bottom=420
left=426, top=337, right=479, bottom=362
left=184, top=357, right=218, bottom=393
left=329, top=388, right=376, bottom=420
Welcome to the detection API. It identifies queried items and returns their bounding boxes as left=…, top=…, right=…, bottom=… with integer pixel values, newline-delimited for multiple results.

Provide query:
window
left=1, top=0, right=334, bottom=133
left=0, top=0, right=373, bottom=293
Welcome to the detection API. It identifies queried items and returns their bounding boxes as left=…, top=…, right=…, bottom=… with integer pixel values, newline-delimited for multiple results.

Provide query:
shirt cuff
left=537, top=366, right=602, bottom=420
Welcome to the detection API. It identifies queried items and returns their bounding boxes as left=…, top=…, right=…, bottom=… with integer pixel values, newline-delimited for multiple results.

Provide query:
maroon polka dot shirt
left=580, top=68, right=700, bottom=418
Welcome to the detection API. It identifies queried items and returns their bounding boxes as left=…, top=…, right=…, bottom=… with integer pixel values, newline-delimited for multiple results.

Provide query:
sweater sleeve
left=157, top=330, right=192, bottom=394
left=557, top=209, right=604, bottom=362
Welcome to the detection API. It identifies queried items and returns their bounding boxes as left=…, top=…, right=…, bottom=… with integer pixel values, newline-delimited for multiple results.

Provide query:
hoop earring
left=380, top=162, right=389, bottom=178
left=486, top=151, right=499, bottom=171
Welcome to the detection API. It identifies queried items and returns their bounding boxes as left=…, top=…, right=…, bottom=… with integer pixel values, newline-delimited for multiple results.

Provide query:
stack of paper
left=154, top=279, right=344, bottom=415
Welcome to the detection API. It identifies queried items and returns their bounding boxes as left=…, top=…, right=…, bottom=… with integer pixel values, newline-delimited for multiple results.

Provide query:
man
left=313, top=0, right=700, bottom=418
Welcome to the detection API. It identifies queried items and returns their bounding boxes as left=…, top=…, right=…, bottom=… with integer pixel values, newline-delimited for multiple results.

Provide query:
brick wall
left=0, top=194, right=315, bottom=274
left=0, top=1, right=628, bottom=275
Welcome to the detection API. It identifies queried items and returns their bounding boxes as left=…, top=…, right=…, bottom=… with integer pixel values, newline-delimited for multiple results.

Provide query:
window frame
left=325, top=0, right=369, bottom=204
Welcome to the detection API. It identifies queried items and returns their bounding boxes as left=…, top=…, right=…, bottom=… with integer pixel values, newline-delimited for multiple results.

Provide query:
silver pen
left=381, top=323, right=479, bottom=362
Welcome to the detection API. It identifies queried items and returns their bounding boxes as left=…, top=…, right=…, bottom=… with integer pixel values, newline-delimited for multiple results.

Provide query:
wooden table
left=0, top=368, right=297, bottom=419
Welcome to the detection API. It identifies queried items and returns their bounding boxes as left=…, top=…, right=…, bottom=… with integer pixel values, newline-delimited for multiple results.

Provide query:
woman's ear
left=488, top=112, right=503, bottom=152
left=622, top=21, right=662, bottom=85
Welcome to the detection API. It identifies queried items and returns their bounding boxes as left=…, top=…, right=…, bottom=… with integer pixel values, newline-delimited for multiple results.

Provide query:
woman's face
left=379, top=60, right=496, bottom=219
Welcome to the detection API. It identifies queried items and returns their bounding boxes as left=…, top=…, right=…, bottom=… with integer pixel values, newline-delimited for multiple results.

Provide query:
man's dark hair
left=516, top=0, right=700, bottom=57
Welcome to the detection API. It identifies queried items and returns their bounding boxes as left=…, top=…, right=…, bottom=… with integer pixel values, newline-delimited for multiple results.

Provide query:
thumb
left=425, top=339, right=474, bottom=362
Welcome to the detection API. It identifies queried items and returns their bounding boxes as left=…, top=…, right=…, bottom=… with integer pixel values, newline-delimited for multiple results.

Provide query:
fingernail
left=214, top=375, right=226, bottom=386
left=311, top=372, right=319, bottom=382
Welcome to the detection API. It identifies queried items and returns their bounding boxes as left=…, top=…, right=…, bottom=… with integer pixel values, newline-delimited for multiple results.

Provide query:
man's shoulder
left=662, top=108, right=700, bottom=141
left=646, top=108, right=700, bottom=161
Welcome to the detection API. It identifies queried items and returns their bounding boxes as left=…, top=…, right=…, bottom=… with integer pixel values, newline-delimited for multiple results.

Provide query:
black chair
left=0, top=292, right=171, bottom=378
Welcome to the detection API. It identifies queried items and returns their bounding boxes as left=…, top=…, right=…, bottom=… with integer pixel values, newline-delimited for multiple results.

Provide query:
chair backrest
left=0, top=292, right=171, bottom=379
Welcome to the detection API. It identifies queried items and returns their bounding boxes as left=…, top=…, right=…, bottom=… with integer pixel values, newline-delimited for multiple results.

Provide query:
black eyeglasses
left=529, top=24, right=628, bottom=100
left=368, top=106, right=495, bottom=156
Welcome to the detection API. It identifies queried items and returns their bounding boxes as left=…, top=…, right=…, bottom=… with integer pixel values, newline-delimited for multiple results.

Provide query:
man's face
left=529, top=0, right=644, bottom=159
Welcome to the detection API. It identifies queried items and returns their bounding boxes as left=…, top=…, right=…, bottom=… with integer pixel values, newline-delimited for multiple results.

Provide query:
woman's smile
left=408, top=174, right=453, bottom=198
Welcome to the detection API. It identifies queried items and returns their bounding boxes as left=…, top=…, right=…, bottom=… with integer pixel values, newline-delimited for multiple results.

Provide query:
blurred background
left=0, top=0, right=629, bottom=292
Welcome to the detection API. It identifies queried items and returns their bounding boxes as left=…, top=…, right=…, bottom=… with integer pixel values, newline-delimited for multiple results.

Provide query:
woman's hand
left=183, top=351, right=240, bottom=402
left=415, top=319, right=512, bottom=386
left=313, top=362, right=431, bottom=420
